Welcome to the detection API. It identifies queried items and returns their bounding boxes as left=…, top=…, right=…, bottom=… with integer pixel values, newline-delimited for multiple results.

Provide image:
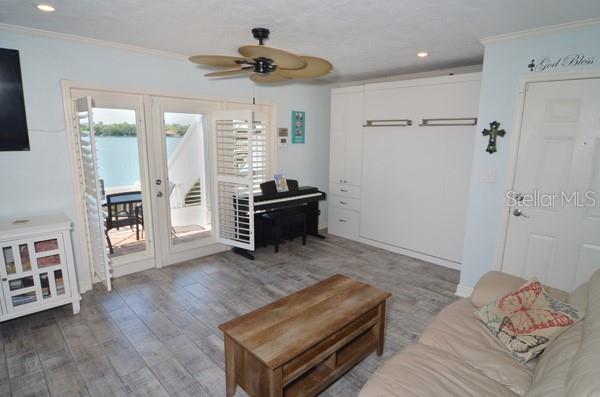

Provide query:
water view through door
left=94, top=107, right=148, bottom=259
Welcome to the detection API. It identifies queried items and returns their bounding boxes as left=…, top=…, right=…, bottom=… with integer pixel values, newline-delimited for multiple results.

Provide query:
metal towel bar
left=363, top=119, right=412, bottom=127
left=419, top=117, right=478, bottom=127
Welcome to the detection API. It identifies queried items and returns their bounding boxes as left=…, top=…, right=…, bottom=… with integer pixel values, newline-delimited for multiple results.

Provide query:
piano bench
left=260, top=210, right=307, bottom=253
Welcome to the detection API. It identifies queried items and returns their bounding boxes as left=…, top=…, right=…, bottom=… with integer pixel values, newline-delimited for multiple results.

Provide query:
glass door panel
left=2, top=246, right=15, bottom=274
left=34, top=239, right=58, bottom=252
left=9, top=275, right=34, bottom=291
left=93, top=107, right=148, bottom=259
left=54, top=269, right=65, bottom=295
left=162, top=112, right=211, bottom=246
left=19, top=244, right=31, bottom=272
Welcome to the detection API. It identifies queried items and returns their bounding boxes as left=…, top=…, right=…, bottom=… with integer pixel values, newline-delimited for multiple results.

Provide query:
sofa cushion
left=476, top=279, right=584, bottom=364
left=471, top=271, right=569, bottom=308
left=358, top=343, right=519, bottom=397
left=524, top=322, right=583, bottom=397
left=418, top=298, right=533, bottom=395
left=565, top=269, right=600, bottom=396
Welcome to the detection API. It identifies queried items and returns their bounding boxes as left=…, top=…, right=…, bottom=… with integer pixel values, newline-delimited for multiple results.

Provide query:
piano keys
left=255, top=185, right=326, bottom=243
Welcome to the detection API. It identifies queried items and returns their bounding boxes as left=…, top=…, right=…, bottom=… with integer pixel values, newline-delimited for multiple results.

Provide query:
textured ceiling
left=2, top=0, right=600, bottom=82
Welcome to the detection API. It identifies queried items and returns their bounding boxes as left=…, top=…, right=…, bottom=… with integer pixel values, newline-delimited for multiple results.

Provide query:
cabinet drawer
left=329, top=183, right=360, bottom=199
left=329, top=207, right=359, bottom=239
left=331, top=195, right=360, bottom=211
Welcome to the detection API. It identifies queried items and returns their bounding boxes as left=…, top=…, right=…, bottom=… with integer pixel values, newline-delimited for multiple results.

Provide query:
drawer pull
left=340, top=189, right=348, bottom=193
left=339, top=219, right=347, bottom=223
left=339, top=201, right=348, bottom=205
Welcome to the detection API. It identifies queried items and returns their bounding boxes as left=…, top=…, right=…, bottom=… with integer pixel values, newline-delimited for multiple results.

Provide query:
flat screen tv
left=0, top=48, right=29, bottom=151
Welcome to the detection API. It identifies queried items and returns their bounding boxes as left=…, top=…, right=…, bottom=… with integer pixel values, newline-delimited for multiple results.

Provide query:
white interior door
left=211, top=110, right=261, bottom=251
left=74, top=96, right=112, bottom=291
left=502, top=78, right=600, bottom=292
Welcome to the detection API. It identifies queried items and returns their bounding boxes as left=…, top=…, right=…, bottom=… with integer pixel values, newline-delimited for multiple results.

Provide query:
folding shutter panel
left=211, top=110, right=256, bottom=250
left=74, top=96, right=112, bottom=291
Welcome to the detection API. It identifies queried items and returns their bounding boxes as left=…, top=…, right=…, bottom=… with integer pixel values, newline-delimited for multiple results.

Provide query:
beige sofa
left=359, top=270, right=600, bottom=397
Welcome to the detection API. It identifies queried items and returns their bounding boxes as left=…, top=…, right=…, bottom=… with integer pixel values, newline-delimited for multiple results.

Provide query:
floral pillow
left=476, top=279, right=584, bottom=363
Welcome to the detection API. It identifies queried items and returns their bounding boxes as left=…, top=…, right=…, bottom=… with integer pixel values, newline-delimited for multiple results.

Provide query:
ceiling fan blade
left=205, top=68, right=253, bottom=77
left=189, top=55, right=251, bottom=67
left=250, top=71, right=290, bottom=83
left=238, top=45, right=306, bottom=70
left=278, top=56, right=333, bottom=79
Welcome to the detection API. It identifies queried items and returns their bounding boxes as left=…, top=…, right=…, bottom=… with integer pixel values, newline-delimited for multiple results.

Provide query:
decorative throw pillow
left=476, top=279, right=584, bottom=364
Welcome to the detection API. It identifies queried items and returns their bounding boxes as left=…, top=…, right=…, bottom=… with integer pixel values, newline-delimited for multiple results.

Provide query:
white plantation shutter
left=74, top=96, right=112, bottom=291
left=211, top=110, right=268, bottom=251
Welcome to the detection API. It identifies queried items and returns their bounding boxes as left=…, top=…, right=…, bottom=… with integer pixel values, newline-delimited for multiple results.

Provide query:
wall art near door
left=527, top=53, right=595, bottom=72
left=291, top=111, right=305, bottom=144
left=482, top=121, right=506, bottom=154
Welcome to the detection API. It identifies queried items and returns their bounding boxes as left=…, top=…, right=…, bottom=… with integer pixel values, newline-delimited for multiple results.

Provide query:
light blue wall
left=0, top=29, right=331, bottom=290
left=460, top=23, right=600, bottom=289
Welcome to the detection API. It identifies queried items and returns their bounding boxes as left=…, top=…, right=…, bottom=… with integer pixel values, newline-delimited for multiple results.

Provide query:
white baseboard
left=349, top=234, right=462, bottom=271
left=455, top=284, right=473, bottom=297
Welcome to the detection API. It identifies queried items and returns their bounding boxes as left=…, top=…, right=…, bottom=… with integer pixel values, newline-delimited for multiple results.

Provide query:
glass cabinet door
left=0, top=235, right=70, bottom=313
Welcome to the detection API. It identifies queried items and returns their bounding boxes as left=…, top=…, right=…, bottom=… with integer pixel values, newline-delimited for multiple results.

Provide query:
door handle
left=513, top=208, right=529, bottom=218
left=157, top=191, right=163, bottom=198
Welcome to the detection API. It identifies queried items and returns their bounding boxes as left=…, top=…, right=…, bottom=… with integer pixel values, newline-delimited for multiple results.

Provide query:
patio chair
left=104, top=191, right=143, bottom=254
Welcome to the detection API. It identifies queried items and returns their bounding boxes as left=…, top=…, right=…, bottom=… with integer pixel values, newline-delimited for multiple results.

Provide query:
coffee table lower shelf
left=284, top=328, right=378, bottom=397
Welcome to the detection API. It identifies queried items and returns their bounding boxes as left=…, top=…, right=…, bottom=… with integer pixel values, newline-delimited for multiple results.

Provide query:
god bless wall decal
left=528, top=53, right=595, bottom=72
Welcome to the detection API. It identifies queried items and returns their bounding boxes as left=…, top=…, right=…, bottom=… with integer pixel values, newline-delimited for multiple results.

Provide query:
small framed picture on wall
left=291, top=111, right=305, bottom=144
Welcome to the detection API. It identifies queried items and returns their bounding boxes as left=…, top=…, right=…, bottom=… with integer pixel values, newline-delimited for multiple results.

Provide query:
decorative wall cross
left=482, top=121, right=506, bottom=154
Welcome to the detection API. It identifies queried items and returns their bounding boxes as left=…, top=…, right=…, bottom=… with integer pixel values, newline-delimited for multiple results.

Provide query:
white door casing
left=501, top=78, right=600, bottom=292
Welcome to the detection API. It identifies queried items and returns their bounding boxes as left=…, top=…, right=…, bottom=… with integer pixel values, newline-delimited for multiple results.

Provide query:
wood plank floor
left=0, top=233, right=459, bottom=397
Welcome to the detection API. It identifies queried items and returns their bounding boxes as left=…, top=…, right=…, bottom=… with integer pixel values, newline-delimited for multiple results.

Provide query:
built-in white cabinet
left=0, top=214, right=80, bottom=321
left=328, top=73, right=481, bottom=268
left=330, top=86, right=364, bottom=186
left=329, top=86, right=364, bottom=239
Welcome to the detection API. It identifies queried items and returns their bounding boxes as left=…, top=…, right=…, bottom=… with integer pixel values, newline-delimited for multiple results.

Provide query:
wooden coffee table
left=219, top=274, right=391, bottom=397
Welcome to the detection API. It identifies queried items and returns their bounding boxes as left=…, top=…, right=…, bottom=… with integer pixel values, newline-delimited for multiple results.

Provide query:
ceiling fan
left=188, top=28, right=333, bottom=83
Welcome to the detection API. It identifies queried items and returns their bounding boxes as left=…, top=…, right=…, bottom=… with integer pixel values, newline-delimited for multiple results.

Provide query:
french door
left=149, top=97, right=220, bottom=266
left=501, top=77, right=600, bottom=292
left=68, top=86, right=275, bottom=286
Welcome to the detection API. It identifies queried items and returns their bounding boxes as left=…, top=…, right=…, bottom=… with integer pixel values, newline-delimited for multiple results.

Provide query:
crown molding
left=481, top=17, right=600, bottom=45
left=0, top=23, right=188, bottom=60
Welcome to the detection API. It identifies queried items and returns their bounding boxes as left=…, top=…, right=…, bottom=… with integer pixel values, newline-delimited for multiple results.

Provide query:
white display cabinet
left=0, top=214, right=80, bottom=321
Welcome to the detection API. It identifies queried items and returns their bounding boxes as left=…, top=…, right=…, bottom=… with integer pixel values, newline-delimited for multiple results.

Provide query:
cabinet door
left=329, top=94, right=347, bottom=184
left=0, top=236, right=71, bottom=314
left=344, top=92, right=364, bottom=186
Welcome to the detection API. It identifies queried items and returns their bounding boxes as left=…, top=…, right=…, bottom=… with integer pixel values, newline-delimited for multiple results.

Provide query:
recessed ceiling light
left=417, top=52, right=429, bottom=58
left=36, top=3, right=56, bottom=12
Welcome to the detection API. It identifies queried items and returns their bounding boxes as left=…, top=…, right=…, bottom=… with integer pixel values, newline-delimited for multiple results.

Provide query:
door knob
left=513, top=208, right=529, bottom=218
left=157, top=191, right=163, bottom=198
left=156, top=179, right=162, bottom=185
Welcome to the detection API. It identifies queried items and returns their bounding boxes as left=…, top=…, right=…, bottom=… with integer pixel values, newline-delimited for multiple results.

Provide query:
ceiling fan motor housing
left=254, top=57, right=277, bottom=74
left=252, top=27, right=270, bottom=45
